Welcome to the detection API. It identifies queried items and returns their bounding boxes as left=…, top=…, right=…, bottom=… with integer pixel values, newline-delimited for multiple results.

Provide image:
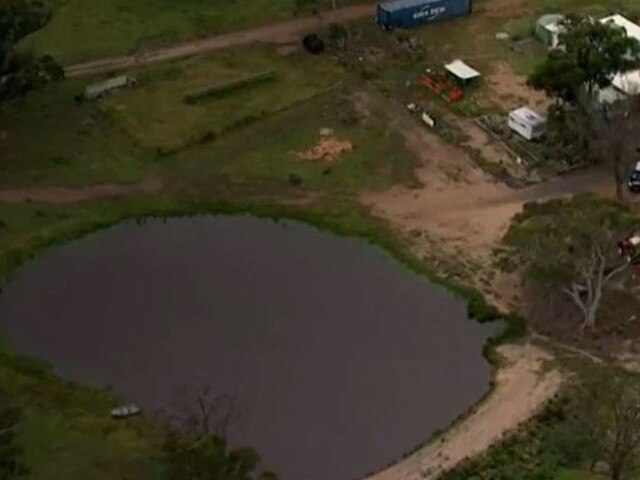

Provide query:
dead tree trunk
left=563, top=244, right=629, bottom=332
left=614, top=149, right=625, bottom=201
left=166, top=383, right=241, bottom=440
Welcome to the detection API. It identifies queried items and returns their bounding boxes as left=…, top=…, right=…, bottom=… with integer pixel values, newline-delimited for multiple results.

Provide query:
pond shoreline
left=0, top=194, right=531, bottom=479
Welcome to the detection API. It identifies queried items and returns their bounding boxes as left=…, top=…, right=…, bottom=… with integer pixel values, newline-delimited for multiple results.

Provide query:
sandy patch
left=295, top=133, right=354, bottom=163
left=486, top=62, right=551, bottom=111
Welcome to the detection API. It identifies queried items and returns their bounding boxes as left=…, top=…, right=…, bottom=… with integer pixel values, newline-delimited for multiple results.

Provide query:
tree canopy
left=566, top=369, right=640, bottom=480
left=0, top=0, right=63, bottom=103
left=503, top=195, right=640, bottom=331
left=528, top=14, right=640, bottom=103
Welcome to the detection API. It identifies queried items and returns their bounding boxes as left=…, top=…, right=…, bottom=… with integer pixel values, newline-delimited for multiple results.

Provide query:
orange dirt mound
left=295, top=136, right=354, bottom=163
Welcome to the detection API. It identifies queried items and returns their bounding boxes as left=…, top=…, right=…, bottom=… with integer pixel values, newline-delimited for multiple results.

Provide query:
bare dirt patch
left=479, top=0, right=530, bottom=18
left=485, top=62, right=551, bottom=111
left=294, top=132, right=354, bottom=163
left=0, top=179, right=162, bottom=204
left=442, top=112, right=530, bottom=181
left=368, top=343, right=563, bottom=480
left=351, top=90, right=487, bottom=190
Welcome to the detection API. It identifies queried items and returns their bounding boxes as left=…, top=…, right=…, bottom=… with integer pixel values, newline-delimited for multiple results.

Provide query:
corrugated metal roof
left=600, top=14, right=640, bottom=43
left=509, top=107, right=545, bottom=126
left=537, top=13, right=564, bottom=28
left=379, top=0, right=440, bottom=13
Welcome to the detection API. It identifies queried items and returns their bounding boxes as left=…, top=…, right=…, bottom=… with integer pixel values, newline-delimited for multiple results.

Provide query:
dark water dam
left=0, top=216, right=494, bottom=480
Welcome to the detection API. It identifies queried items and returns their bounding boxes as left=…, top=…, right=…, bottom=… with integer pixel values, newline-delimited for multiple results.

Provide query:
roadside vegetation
left=442, top=365, right=640, bottom=480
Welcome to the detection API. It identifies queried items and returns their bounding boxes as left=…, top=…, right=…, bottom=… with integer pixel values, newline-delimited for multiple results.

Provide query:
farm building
left=544, top=14, right=640, bottom=102
left=600, top=15, right=640, bottom=97
left=444, top=59, right=480, bottom=87
left=85, top=75, right=137, bottom=100
left=535, top=13, right=565, bottom=48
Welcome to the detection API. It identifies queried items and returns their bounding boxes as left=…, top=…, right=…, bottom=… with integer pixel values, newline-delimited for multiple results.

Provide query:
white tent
left=444, top=59, right=481, bottom=81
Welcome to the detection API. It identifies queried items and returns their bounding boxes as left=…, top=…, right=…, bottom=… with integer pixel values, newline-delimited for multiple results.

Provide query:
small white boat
left=111, top=403, right=141, bottom=419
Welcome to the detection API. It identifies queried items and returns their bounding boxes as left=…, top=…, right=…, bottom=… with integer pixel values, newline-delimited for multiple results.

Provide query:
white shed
left=508, top=107, right=547, bottom=141
left=444, top=59, right=481, bottom=87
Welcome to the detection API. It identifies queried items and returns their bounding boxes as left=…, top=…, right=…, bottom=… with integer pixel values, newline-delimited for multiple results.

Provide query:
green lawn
left=102, top=47, right=345, bottom=152
left=0, top=44, right=417, bottom=193
left=166, top=91, right=420, bottom=194
left=0, top=78, right=154, bottom=188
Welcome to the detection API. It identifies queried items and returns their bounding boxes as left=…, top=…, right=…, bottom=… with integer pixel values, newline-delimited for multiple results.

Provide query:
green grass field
left=0, top=44, right=417, bottom=193
left=0, top=78, right=154, bottom=188
left=166, top=92, right=420, bottom=193
left=21, top=0, right=297, bottom=64
left=19, top=0, right=364, bottom=65
left=102, top=47, right=345, bottom=152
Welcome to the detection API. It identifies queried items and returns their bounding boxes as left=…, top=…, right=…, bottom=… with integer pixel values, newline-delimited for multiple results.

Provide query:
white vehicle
left=628, top=161, right=640, bottom=193
left=508, top=107, right=547, bottom=141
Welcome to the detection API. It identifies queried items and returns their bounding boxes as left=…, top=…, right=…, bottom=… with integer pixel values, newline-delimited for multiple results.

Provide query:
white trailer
left=508, top=107, right=547, bottom=141
left=85, top=75, right=137, bottom=100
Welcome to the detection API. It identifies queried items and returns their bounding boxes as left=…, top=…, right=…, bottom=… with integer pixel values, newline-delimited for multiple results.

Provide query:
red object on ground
left=419, top=74, right=442, bottom=95
left=419, top=73, right=464, bottom=102
left=448, top=86, right=463, bottom=102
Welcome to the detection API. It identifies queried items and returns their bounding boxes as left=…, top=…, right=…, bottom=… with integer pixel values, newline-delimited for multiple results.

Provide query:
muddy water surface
left=0, top=217, right=494, bottom=480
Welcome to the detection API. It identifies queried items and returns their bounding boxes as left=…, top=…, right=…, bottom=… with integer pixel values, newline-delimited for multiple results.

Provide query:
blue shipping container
left=377, top=0, right=471, bottom=30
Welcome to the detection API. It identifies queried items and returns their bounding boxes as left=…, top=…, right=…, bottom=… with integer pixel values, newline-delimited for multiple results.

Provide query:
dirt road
left=0, top=179, right=161, bottom=204
left=357, top=90, right=613, bottom=258
left=65, top=4, right=377, bottom=77
left=368, top=343, right=563, bottom=480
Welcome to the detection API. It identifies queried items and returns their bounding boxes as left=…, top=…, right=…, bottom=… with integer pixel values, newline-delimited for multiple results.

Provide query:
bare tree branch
left=164, top=382, right=242, bottom=440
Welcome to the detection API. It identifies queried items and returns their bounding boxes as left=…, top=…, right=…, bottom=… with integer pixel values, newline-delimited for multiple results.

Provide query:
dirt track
left=65, top=4, right=377, bottom=77
left=0, top=179, right=161, bottom=204
left=357, top=90, right=613, bottom=258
